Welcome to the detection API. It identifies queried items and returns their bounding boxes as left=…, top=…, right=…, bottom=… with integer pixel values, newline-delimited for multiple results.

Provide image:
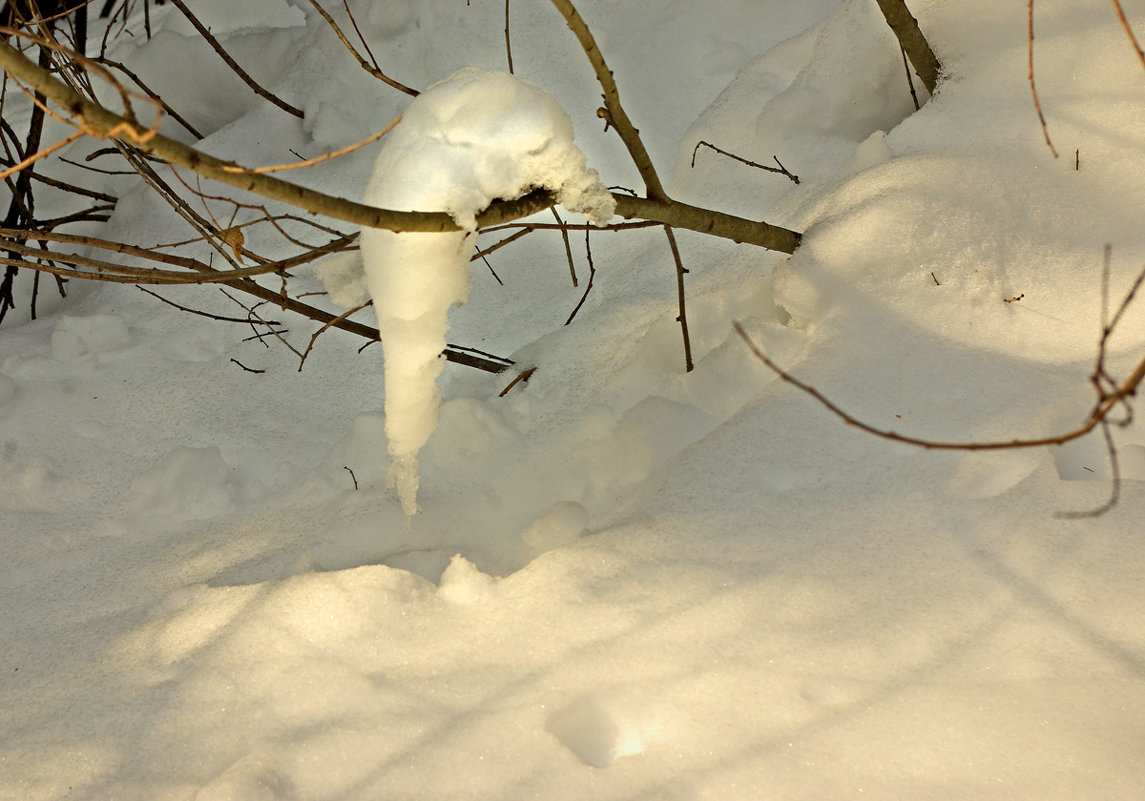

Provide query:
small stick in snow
left=343, top=466, right=359, bottom=490
left=498, top=366, right=537, bottom=397
left=230, top=358, right=265, bottom=374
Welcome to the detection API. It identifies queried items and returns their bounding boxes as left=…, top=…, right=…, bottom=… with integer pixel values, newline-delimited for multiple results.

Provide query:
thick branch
left=874, top=0, right=941, bottom=95
left=613, top=195, right=801, bottom=254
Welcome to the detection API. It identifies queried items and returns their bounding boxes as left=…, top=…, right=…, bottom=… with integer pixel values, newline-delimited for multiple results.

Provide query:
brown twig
left=472, top=228, right=530, bottom=261
left=165, top=0, right=304, bottom=118
left=295, top=298, right=372, bottom=371
left=136, top=284, right=282, bottom=325
left=690, top=140, right=799, bottom=184
left=230, top=358, right=265, bottom=374
left=900, top=45, right=921, bottom=111
left=504, top=0, right=514, bottom=74
left=1027, top=0, right=1059, bottom=158
left=550, top=206, right=577, bottom=286
left=664, top=225, right=693, bottom=372
left=498, top=366, right=537, bottom=397
left=548, top=0, right=666, bottom=200
left=1110, top=0, right=1145, bottom=72
left=873, top=0, right=940, bottom=95
left=307, top=0, right=418, bottom=96
left=0, top=40, right=803, bottom=251
left=733, top=251, right=1145, bottom=517
left=565, top=228, right=596, bottom=325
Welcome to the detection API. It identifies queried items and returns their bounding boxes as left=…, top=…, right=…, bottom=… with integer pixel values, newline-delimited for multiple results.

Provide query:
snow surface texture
left=3, top=0, right=1145, bottom=798
left=321, top=67, right=614, bottom=515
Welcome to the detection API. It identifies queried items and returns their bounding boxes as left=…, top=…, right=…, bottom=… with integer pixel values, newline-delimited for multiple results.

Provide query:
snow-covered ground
left=3, top=0, right=1145, bottom=798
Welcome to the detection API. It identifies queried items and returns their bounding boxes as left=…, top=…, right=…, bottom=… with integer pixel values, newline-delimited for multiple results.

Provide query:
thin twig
left=220, top=115, right=401, bottom=174
left=1027, top=0, right=1059, bottom=157
left=306, top=0, right=418, bottom=96
left=565, top=228, right=596, bottom=325
left=690, top=140, right=799, bottom=184
left=664, top=225, right=693, bottom=372
left=498, top=366, right=536, bottom=397
left=472, top=228, right=530, bottom=261
left=165, top=0, right=304, bottom=118
left=504, top=0, right=514, bottom=73
left=230, top=358, right=265, bottom=374
left=136, top=284, right=282, bottom=325
left=551, top=206, right=577, bottom=286
left=900, top=45, right=920, bottom=111
left=1110, top=0, right=1145, bottom=71
left=0, top=40, right=803, bottom=252
left=296, top=298, right=372, bottom=370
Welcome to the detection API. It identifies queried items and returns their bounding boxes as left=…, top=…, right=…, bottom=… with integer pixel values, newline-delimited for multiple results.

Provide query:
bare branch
left=547, top=0, right=666, bottom=200
left=874, top=0, right=940, bottom=95
left=1027, top=0, right=1059, bottom=158
left=306, top=0, right=418, bottom=96
left=1110, top=0, right=1145, bottom=72
left=690, top=140, right=799, bottom=184
left=664, top=225, right=693, bottom=372
left=166, top=0, right=304, bottom=118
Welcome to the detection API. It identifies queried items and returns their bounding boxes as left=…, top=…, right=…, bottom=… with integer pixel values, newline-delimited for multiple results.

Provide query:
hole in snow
left=546, top=696, right=644, bottom=768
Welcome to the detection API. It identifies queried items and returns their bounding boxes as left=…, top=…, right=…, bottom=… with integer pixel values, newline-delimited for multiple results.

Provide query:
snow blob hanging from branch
left=319, top=67, right=615, bottom=516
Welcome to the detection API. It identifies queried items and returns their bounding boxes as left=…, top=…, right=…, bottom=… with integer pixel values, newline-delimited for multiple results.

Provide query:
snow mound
left=322, top=67, right=615, bottom=515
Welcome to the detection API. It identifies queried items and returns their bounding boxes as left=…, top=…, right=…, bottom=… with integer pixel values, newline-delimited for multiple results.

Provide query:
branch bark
left=0, top=37, right=802, bottom=252
left=874, top=0, right=941, bottom=96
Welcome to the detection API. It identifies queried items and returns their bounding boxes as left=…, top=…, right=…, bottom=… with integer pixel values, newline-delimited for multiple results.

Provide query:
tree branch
left=874, top=0, right=941, bottom=96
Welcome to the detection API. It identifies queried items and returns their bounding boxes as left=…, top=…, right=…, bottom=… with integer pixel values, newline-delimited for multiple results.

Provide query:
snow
left=322, top=67, right=613, bottom=515
left=3, top=0, right=1145, bottom=798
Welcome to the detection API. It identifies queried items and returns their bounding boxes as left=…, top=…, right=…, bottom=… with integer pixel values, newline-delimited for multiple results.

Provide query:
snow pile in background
left=322, top=67, right=613, bottom=515
left=3, top=0, right=1145, bottom=798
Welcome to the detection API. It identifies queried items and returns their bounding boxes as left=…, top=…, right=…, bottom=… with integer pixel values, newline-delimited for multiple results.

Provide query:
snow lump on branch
left=319, top=67, right=615, bottom=516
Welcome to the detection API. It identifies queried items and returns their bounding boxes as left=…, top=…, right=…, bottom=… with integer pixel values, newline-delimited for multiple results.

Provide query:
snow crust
left=3, top=0, right=1145, bottom=798
left=327, top=67, right=613, bottom=515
